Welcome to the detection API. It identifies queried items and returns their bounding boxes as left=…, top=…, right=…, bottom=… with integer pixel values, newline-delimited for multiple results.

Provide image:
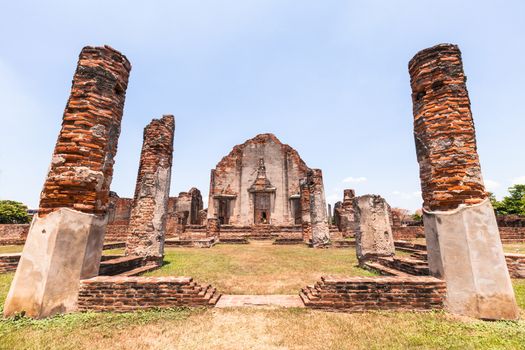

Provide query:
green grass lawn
left=146, top=241, right=375, bottom=294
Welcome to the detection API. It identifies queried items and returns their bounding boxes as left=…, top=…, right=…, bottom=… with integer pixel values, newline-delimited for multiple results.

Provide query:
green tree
left=492, top=184, right=525, bottom=216
left=0, top=200, right=30, bottom=224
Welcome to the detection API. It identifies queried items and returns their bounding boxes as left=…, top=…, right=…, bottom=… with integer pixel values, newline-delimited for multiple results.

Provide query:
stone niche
left=207, top=133, right=322, bottom=229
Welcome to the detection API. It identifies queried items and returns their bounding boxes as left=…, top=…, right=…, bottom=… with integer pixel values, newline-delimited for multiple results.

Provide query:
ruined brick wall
left=499, top=227, right=525, bottom=243
left=104, top=224, right=129, bottom=242
left=208, top=134, right=310, bottom=226
left=0, top=224, right=29, bottom=245
left=78, top=276, right=220, bottom=311
left=505, top=254, right=525, bottom=279
left=125, top=115, right=175, bottom=262
left=301, top=276, right=445, bottom=311
left=409, top=44, right=487, bottom=211
left=392, top=226, right=425, bottom=240
left=0, top=254, right=21, bottom=273
left=108, top=197, right=133, bottom=225
left=39, top=46, right=131, bottom=217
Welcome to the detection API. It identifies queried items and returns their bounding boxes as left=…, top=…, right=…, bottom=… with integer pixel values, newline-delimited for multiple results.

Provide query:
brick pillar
left=125, top=115, right=175, bottom=265
left=353, top=195, right=395, bottom=265
left=4, top=46, right=131, bottom=318
left=299, top=178, right=311, bottom=243
left=308, top=169, right=330, bottom=247
left=339, top=189, right=356, bottom=237
left=410, top=43, right=518, bottom=319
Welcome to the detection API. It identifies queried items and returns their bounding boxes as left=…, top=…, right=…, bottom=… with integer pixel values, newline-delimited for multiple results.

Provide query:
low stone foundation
left=78, top=276, right=221, bottom=312
left=0, top=254, right=21, bottom=273
left=300, top=276, right=445, bottom=311
left=505, top=254, right=525, bottom=278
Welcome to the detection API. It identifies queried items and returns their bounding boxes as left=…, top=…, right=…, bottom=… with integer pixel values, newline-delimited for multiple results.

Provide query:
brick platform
left=301, top=276, right=446, bottom=311
left=78, top=276, right=221, bottom=312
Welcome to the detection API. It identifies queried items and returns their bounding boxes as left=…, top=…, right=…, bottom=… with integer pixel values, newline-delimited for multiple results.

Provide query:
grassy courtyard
left=1, top=243, right=525, bottom=349
left=145, top=241, right=374, bottom=294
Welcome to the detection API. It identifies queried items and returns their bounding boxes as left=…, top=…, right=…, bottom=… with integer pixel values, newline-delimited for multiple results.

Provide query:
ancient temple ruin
left=206, top=133, right=327, bottom=240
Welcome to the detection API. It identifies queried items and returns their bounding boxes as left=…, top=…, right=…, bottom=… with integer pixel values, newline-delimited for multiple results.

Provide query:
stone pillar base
left=311, top=222, right=330, bottom=248
left=3, top=208, right=107, bottom=319
left=424, top=198, right=519, bottom=320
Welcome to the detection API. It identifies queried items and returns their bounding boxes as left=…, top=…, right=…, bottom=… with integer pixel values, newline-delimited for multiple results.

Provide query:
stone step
left=219, top=238, right=249, bottom=244
left=99, top=255, right=143, bottom=276
left=363, top=262, right=410, bottom=277
left=273, top=238, right=304, bottom=245
left=208, top=291, right=222, bottom=305
left=119, top=264, right=159, bottom=277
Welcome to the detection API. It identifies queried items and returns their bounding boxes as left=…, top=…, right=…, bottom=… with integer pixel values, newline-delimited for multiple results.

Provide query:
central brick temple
left=206, top=133, right=328, bottom=241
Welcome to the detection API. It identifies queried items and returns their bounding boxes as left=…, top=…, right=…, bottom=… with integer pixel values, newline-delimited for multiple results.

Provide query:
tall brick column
left=308, top=169, right=330, bottom=247
left=299, top=178, right=312, bottom=243
left=125, top=115, right=175, bottom=264
left=4, top=46, right=131, bottom=318
left=410, top=43, right=518, bottom=319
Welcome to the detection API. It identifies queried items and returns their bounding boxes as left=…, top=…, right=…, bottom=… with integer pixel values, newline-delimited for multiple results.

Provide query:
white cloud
left=484, top=179, right=501, bottom=192
left=512, top=176, right=525, bottom=185
left=342, top=176, right=367, bottom=183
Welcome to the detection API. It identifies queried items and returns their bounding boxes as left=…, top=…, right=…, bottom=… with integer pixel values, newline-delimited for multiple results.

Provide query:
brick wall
left=505, top=254, right=525, bottom=278
left=301, top=276, right=445, bottom=311
left=104, top=224, right=129, bottom=242
left=78, top=276, right=220, bottom=312
left=392, top=226, right=425, bottom=240
left=410, top=43, right=487, bottom=211
left=0, top=224, right=29, bottom=245
left=0, top=254, right=21, bottom=273
left=499, top=227, right=525, bottom=243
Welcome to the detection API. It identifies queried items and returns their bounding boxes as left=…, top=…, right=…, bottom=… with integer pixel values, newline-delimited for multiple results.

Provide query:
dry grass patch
left=145, top=241, right=375, bottom=294
left=1, top=308, right=525, bottom=350
left=504, top=243, right=525, bottom=254
left=0, top=245, right=23, bottom=254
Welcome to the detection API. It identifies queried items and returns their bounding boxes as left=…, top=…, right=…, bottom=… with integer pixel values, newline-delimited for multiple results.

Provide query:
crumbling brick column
left=338, top=189, right=356, bottom=237
left=353, top=195, right=395, bottom=264
left=299, top=178, right=312, bottom=243
left=410, top=43, right=518, bottom=320
left=4, top=46, right=131, bottom=319
left=207, top=218, right=220, bottom=238
left=308, top=169, right=330, bottom=247
left=125, top=115, right=175, bottom=265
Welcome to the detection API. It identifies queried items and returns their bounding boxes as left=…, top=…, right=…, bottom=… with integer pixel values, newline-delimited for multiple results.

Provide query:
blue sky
left=0, top=1, right=524, bottom=211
